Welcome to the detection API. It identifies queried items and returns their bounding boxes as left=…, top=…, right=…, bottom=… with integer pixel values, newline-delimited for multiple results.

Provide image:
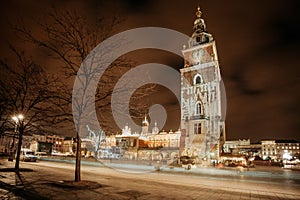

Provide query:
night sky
left=0, top=0, right=299, bottom=142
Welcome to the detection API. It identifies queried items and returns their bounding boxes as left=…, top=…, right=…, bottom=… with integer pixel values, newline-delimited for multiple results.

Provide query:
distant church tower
left=180, top=6, right=225, bottom=162
left=141, top=115, right=149, bottom=135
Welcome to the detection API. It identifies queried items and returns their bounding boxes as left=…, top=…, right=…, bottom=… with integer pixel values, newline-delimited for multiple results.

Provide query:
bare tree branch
left=13, top=7, right=157, bottom=181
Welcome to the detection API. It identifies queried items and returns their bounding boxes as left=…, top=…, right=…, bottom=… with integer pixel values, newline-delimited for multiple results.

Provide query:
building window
left=194, top=123, right=201, bottom=134
left=193, top=74, right=203, bottom=85
left=195, top=102, right=202, bottom=115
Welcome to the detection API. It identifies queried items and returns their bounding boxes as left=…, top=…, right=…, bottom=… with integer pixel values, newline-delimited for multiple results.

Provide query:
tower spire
left=141, top=114, right=149, bottom=135
left=190, top=4, right=213, bottom=46
left=196, top=5, right=202, bottom=18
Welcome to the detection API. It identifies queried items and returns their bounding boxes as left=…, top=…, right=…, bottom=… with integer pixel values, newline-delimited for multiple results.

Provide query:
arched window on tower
left=193, top=74, right=203, bottom=85
left=195, top=102, right=202, bottom=115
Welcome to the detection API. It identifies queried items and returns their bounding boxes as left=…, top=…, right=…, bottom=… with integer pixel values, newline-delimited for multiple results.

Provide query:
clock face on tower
left=192, top=49, right=205, bottom=61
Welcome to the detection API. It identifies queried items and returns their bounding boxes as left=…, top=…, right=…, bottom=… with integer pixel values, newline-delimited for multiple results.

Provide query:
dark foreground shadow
left=0, top=168, right=34, bottom=172
left=1, top=178, right=105, bottom=200
left=0, top=180, right=48, bottom=200
left=48, top=180, right=105, bottom=190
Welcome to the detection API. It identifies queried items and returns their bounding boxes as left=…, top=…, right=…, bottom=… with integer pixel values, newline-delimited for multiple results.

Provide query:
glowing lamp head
left=12, top=116, right=18, bottom=122
left=12, top=114, right=24, bottom=123
left=18, top=114, right=24, bottom=120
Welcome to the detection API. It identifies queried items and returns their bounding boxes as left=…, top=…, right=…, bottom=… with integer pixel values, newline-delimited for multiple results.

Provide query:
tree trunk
left=14, top=122, right=24, bottom=185
left=75, top=135, right=81, bottom=182
left=8, top=136, right=15, bottom=161
left=15, top=123, right=24, bottom=172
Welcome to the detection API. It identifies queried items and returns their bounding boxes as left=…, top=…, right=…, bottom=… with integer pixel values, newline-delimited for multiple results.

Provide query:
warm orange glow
left=12, top=114, right=24, bottom=122
left=12, top=116, right=18, bottom=122
left=18, top=114, right=24, bottom=120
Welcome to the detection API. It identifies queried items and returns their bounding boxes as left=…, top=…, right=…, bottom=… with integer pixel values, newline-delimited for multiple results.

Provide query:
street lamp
left=8, top=114, right=24, bottom=161
left=12, top=114, right=24, bottom=123
left=12, top=114, right=24, bottom=133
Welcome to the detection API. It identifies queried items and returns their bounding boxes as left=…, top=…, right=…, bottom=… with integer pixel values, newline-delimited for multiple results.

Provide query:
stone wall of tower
left=183, top=42, right=216, bottom=67
left=177, top=5, right=225, bottom=163
left=180, top=40, right=223, bottom=160
left=182, top=67, right=216, bottom=85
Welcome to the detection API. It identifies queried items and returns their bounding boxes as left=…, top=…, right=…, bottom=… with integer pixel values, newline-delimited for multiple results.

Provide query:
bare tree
left=0, top=93, right=11, bottom=155
left=15, top=8, right=155, bottom=182
left=0, top=96, right=8, bottom=135
left=0, top=47, right=62, bottom=184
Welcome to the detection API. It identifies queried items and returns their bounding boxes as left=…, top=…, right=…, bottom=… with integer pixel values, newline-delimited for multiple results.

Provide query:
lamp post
left=8, top=114, right=24, bottom=161
left=11, top=114, right=24, bottom=172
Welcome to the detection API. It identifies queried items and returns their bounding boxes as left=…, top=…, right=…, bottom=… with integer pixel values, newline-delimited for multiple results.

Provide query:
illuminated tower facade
left=180, top=6, right=225, bottom=163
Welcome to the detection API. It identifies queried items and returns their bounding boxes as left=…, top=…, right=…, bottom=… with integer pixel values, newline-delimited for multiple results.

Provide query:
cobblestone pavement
left=1, top=159, right=300, bottom=200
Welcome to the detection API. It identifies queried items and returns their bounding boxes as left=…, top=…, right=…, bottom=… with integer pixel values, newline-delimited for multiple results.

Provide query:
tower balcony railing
left=138, top=147, right=179, bottom=151
left=190, top=115, right=207, bottom=120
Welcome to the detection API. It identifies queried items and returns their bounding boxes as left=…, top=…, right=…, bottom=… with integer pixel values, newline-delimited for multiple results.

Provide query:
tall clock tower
left=180, top=6, right=225, bottom=163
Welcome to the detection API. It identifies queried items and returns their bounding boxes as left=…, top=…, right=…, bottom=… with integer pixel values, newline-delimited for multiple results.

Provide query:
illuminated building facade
left=262, top=139, right=300, bottom=160
left=223, top=139, right=251, bottom=153
left=180, top=6, right=225, bottom=163
left=114, top=117, right=181, bottom=161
